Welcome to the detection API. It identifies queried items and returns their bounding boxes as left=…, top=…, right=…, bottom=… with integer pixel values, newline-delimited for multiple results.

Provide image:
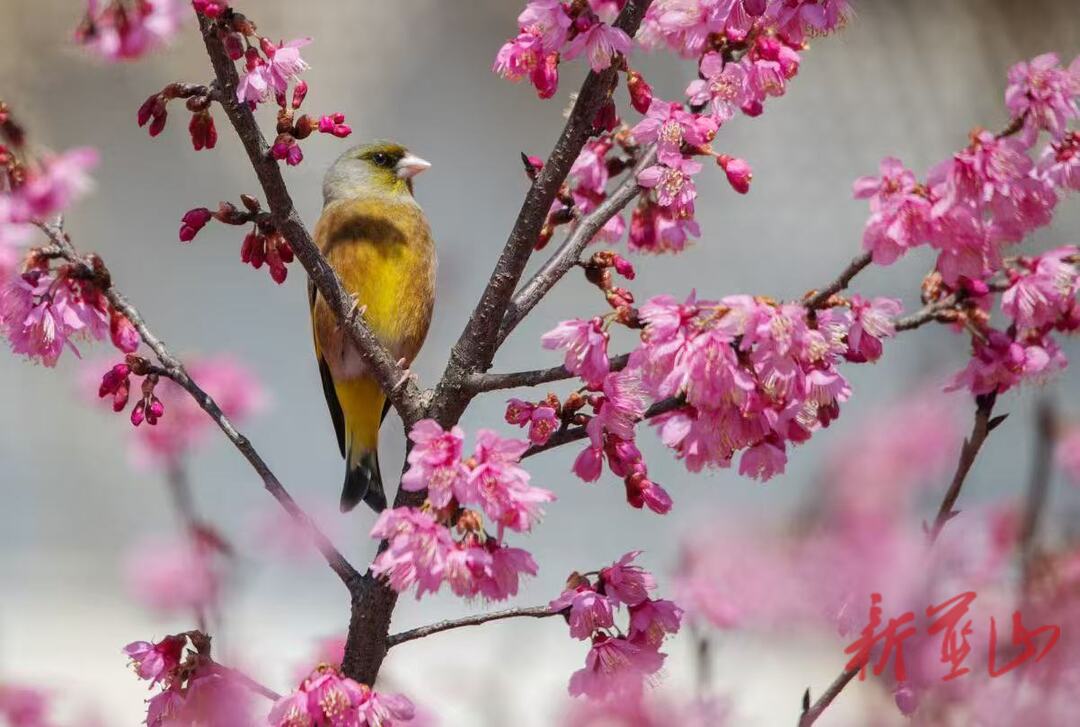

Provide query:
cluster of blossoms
left=74, top=0, right=181, bottom=62
left=854, top=53, right=1080, bottom=396
left=370, top=421, right=553, bottom=601
left=123, top=632, right=255, bottom=726
left=92, top=353, right=263, bottom=467
left=497, top=3, right=845, bottom=259
left=187, top=3, right=352, bottom=166
left=0, top=105, right=142, bottom=367
left=549, top=552, right=681, bottom=700
left=269, top=665, right=414, bottom=727
left=178, top=194, right=296, bottom=283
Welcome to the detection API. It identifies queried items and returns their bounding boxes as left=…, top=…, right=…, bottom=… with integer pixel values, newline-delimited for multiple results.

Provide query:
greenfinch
left=310, top=141, right=436, bottom=512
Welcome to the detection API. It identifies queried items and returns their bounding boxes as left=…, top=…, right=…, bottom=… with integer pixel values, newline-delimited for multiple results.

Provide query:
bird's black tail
left=340, top=450, right=386, bottom=513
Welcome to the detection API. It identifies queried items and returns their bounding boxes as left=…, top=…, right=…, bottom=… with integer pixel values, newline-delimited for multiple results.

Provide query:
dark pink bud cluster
left=178, top=207, right=212, bottom=242
left=137, top=83, right=216, bottom=151
left=74, top=0, right=179, bottom=62
left=549, top=552, right=681, bottom=699
left=316, top=113, right=352, bottom=138
left=176, top=196, right=294, bottom=284
left=241, top=228, right=294, bottom=284
left=626, top=68, right=653, bottom=115
left=98, top=355, right=164, bottom=426
left=717, top=154, right=753, bottom=194
left=505, top=393, right=566, bottom=446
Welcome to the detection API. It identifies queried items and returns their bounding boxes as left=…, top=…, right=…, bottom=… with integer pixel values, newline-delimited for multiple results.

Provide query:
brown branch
left=798, top=667, right=859, bottom=727
left=803, top=251, right=873, bottom=310
left=39, top=221, right=362, bottom=590
left=195, top=13, right=422, bottom=425
left=431, top=0, right=655, bottom=420
left=468, top=352, right=631, bottom=394
left=801, top=394, right=1002, bottom=725
left=166, top=463, right=210, bottom=632
left=387, top=606, right=556, bottom=648
left=928, top=392, right=1000, bottom=543
left=497, top=146, right=657, bottom=345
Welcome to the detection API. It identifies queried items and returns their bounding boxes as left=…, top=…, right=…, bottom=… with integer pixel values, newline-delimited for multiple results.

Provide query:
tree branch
left=387, top=606, right=556, bottom=647
left=208, top=663, right=282, bottom=702
left=195, top=13, right=422, bottom=425
left=497, top=146, right=657, bottom=346
left=1018, top=396, right=1057, bottom=587
left=468, top=352, right=631, bottom=394
left=39, top=221, right=363, bottom=590
left=432, top=0, right=654, bottom=416
left=927, top=392, right=999, bottom=543
left=798, top=668, right=859, bottom=727
left=803, top=251, right=873, bottom=310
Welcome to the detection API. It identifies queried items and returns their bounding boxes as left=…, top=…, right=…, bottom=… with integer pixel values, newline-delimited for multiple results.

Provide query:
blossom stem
left=498, top=146, right=658, bottom=345
left=928, top=392, right=999, bottom=543
left=165, top=462, right=210, bottom=632
left=387, top=606, right=556, bottom=647
left=522, top=394, right=687, bottom=459
left=797, top=667, right=860, bottom=727
left=468, top=353, right=631, bottom=393
left=37, top=221, right=363, bottom=591
left=195, top=13, right=423, bottom=426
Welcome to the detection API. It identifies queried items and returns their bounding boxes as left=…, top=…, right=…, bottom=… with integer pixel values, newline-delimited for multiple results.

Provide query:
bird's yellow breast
left=312, top=196, right=436, bottom=378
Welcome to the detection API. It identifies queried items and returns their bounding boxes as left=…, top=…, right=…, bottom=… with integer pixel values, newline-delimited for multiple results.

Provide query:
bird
left=310, top=140, right=436, bottom=513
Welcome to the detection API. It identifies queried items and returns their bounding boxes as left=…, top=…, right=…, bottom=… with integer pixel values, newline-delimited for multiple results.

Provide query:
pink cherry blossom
left=564, top=19, right=632, bottom=72
left=470, top=429, right=554, bottom=532
left=123, top=635, right=186, bottom=687
left=1001, top=246, right=1078, bottom=329
left=853, top=157, right=932, bottom=264
left=541, top=317, right=610, bottom=387
left=846, top=295, right=902, bottom=362
left=550, top=585, right=617, bottom=640
left=632, top=100, right=716, bottom=165
left=0, top=684, right=52, bottom=727
left=628, top=598, right=683, bottom=648
left=493, top=30, right=561, bottom=98
left=1005, top=52, right=1079, bottom=144
left=370, top=507, right=455, bottom=598
left=505, top=398, right=559, bottom=445
left=0, top=270, right=109, bottom=367
left=637, top=157, right=702, bottom=217
left=600, top=551, right=656, bottom=607
left=474, top=542, right=538, bottom=600
left=1039, top=131, right=1080, bottom=190
left=686, top=52, right=750, bottom=124
left=269, top=666, right=414, bottom=727
left=264, top=38, right=312, bottom=95
left=769, top=0, right=852, bottom=43
left=400, top=419, right=469, bottom=507
left=75, top=0, right=181, bottom=62
left=947, top=329, right=1065, bottom=395
left=518, top=0, right=572, bottom=49
left=145, top=686, right=186, bottom=727
left=568, top=634, right=665, bottom=700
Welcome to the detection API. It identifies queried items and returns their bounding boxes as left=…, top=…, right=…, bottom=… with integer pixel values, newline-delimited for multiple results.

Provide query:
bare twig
left=803, top=251, right=873, bottom=310
left=166, top=463, right=210, bottom=632
left=387, top=606, right=556, bottom=647
left=195, top=14, right=422, bottom=425
left=39, top=221, right=362, bottom=590
left=798, top=668, right=859, bottom=727
left=468, top=352, right=631, bottom=394
left=497, top=146, right=657, bottom=345
left=928, top=392, right=1000, bottom=543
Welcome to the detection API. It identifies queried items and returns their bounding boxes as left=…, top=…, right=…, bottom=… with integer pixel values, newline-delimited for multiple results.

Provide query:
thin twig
left=387, top=606, right=556, bottom=647
left=195, top=13, right=422, bottom=425
left=928, top=392, right=999, bottom=543
left=800, top=394, right=1002, bottom=725
left=803, top=251, right=873, bottom=310
left=798, top=668, right=859, bottom=727
left=39, top=221, right=362, bottom=590
left=498, top=146, right=657, bottom=345
left=166, top=463, right=210, bottom=632
left=468, top=353, right=631, bottom=394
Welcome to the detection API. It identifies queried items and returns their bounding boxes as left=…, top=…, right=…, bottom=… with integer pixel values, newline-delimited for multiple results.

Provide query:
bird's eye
left=371, top=152, right=392, bottom=168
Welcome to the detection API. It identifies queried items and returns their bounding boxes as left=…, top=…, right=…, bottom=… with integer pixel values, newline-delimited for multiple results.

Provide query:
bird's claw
left=392, top=366, right=416, bottom=393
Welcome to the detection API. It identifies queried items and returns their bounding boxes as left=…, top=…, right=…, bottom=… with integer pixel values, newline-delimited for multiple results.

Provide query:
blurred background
left=1, top=0, right=1079, bottom=724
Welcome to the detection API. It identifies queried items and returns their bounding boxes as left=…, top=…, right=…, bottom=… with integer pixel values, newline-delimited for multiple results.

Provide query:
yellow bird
left=310, top=141, right=436, bottom=512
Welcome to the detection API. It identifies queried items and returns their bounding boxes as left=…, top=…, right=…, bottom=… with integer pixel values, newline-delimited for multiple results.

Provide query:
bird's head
left=322, top=140, right=431, bottom=205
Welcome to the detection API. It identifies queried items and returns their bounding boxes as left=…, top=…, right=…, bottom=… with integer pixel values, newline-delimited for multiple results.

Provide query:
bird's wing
left=310, top=279, right=347, bottom=458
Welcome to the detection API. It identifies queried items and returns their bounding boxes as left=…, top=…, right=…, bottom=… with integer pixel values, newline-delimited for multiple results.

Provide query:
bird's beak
left=396, top=154, right=431, bottom=179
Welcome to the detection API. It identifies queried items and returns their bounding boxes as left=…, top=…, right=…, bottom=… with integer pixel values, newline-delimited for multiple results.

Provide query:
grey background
left=2, top=1, right=1078, bottom=724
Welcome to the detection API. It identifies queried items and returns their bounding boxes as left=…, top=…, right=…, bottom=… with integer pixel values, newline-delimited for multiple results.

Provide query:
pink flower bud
left=137, top=94, right=158, bottom=127
left=960, top=276, right=990, bottom=297
left=179, top=208, right=212, bottom=242
left=626, top=69, right=653, bottom=115
left=243, top=47, right=261, bottom=72
left=188, top=111, right=217, bottom=151
left=277, top=240, right=294, bottom=263
left=148, top=397, right=165, bottom=422
left=532, top=52, right=559, bottom=100
left=192, top=0, right=226, bottom=17
left=110, top=310, right=140, bottom=353
left=717, top=155, right=752, bottom=194
left=741, top=99, right=763, bottom=117
left=521, top=153, right=544, bottom=181
left=286, top=144, right=303, bottom=166
left=270, top=137, right=291, bottom=161
left=893, top=683, right=918, bottom=716
left=505, top=398, right=534, bottom=425
left=259, top=37, right=276, bottom=58
left=291, top=81, right=308, bottom=109
left=131, top=400, right=146, bottom=427
left=612, top=254, right=635, bottom=279
left=744, top=0, right=767, bottom=16
left=592, top=99, right=619, bottom=133
left=148, top=108, right=168, bottom=137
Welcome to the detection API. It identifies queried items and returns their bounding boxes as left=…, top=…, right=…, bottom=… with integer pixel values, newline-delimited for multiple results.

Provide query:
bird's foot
left=338, top=295, right=367, bottom=331
left=392, top=363, right=417, bottom=393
